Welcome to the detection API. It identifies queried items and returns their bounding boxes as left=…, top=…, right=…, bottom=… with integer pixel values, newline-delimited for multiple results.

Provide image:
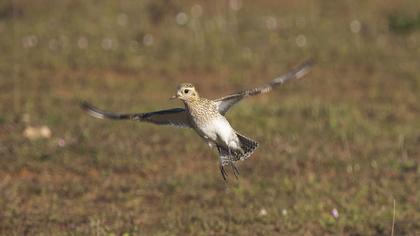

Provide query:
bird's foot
left=220, top=164, right=228, bottom=182
left=229, top=162, right=239, bottom=179
left=220, top=162, right=239, bottom=181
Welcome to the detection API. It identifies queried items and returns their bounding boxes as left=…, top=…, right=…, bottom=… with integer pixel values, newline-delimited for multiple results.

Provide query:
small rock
left=23, top=126, right=51, bottom=140
left=258, top=208, right=268, bottom=216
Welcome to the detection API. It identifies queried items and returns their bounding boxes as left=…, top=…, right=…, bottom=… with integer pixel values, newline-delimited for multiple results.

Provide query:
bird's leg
left=227, top=147, right=239, bottom=179
left=238, top=148, right=245, bottom=156
left=228, top=147, right=232, bottom=158
left=217, top=146, right=228, bottom=181
left=229, top=161, right=239, bottom=179
left=220, top=164, right=228, bottom=182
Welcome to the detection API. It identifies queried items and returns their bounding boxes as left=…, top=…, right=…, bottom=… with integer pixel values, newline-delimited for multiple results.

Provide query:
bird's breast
left=186, top=99, right=236, bottom=145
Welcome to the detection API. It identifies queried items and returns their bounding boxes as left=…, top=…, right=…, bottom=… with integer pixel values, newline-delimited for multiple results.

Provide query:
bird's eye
left=184, top=89, right=189, bottom=94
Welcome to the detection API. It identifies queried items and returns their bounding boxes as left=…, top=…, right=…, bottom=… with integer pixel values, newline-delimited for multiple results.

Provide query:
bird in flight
left=82, top=59, right=314, bottom=181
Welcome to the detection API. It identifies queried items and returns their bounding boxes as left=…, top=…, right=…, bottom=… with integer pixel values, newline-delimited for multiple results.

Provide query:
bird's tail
left=236, top=132, right=259, bottom=161
left=217, top=133, right=258, bottom=180
left=217, top=132, right=258, bottom=167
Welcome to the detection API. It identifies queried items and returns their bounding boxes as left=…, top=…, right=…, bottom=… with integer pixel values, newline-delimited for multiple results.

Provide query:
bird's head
left=171, top=83, right=199, bottom=101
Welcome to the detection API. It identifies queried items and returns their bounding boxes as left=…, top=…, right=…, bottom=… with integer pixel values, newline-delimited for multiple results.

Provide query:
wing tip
left=293, top=58, right=316, bottom=79
left=271, top=58, right=315, bottom=84
left=80, top=101, right=106, bottom=119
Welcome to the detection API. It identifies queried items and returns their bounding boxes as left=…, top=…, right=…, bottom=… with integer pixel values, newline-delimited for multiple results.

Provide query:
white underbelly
left=196, top=117, right=239, bottom=148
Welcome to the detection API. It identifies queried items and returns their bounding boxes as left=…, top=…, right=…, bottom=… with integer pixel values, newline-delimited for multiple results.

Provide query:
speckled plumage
left=181, top=94, right=243, bottom=155
left=185, top=97, right=219, bottom=126
left=82, top=59, right=314, bottom=181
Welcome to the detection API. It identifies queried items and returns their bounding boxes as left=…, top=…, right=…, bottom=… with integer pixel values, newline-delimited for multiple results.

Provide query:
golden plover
left=82, top=59, right=314, bottom=180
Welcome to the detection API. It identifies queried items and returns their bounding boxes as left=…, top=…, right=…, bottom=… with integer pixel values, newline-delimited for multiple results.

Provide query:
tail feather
left=236, top=132, right=259, bottom=161
left=217, top=133, right=258, bottom=166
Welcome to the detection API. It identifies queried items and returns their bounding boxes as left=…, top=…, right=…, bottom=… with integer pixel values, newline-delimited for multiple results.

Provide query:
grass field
left=1, top=0, right=420, bottom=235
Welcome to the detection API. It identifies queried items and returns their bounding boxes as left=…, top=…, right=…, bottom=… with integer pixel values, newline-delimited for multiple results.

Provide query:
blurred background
left=1, top=0, right=419, bottom=235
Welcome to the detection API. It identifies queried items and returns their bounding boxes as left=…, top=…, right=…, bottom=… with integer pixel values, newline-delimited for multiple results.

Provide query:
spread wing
left=81, top=102, right=191, bottom=128
left=214, top=59, right=315, bottom=115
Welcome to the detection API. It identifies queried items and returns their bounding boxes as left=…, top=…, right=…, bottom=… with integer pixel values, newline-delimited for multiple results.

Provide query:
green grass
left=1, top=0, right=420, bottom=235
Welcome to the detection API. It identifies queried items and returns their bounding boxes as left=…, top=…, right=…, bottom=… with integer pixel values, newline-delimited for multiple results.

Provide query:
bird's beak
left=169, top=95, right=178, bottom=100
